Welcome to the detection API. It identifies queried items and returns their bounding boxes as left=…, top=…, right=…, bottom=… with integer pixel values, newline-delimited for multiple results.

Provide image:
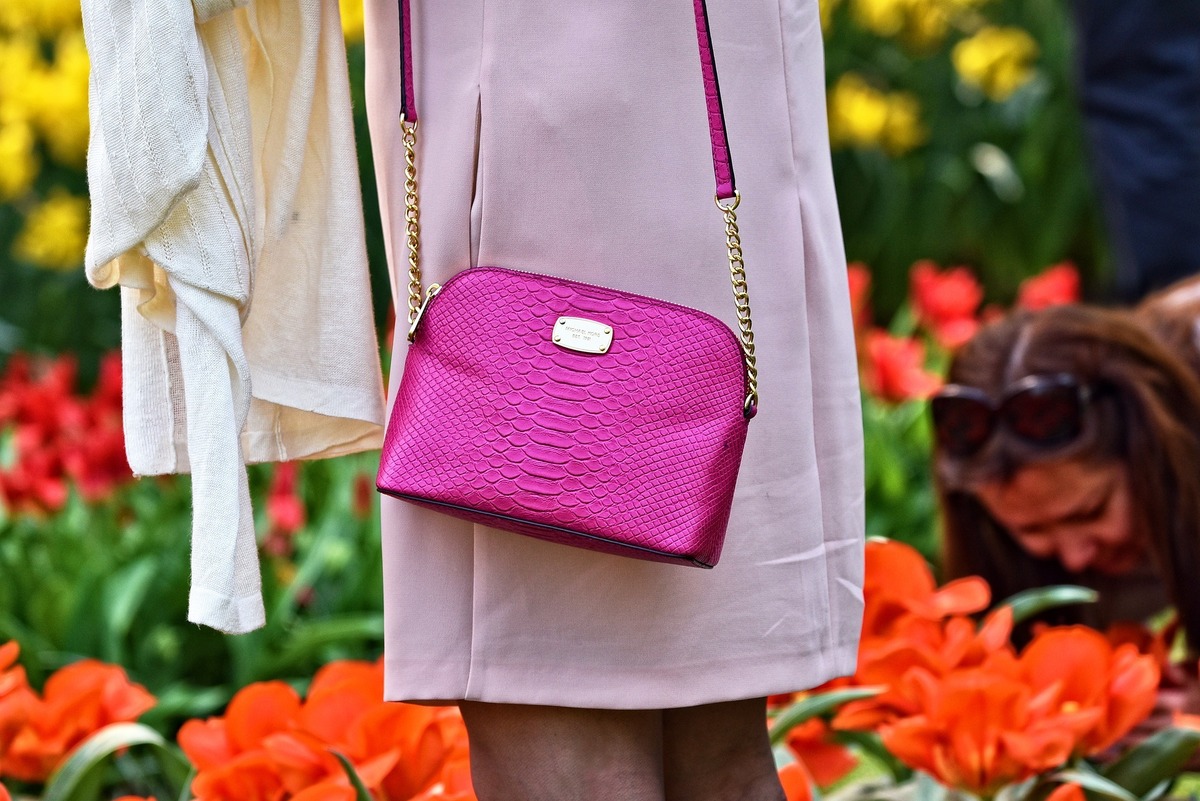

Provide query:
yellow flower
left=340, top=0, right=365, bottom=44
left=852, top=0, right=907, bottom=37
left=14, top=191, right=90, bottom=271
left=0, top=0, right=81, bottom=37
left=881, top=92, right=927, bottom=155
left=952, top=26, right=1039, bottom=101
left=852, top=0, right=993, bottom=50
left=0, top=35, right=43, bottom=126
left=30, top=31, right=90, bottom=166
left=828, top=73, right=926, bottom=156
left=904, top=0, right=951, bottom=50
left=0, top=120, right=38, bottom=201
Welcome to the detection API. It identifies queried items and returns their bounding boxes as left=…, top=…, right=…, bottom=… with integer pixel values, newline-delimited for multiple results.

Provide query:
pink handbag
left=376, top=0, right=758, bottom=567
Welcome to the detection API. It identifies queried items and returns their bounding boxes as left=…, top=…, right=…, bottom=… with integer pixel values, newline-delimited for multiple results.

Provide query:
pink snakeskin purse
left=376, top=0, right=758, bottom=567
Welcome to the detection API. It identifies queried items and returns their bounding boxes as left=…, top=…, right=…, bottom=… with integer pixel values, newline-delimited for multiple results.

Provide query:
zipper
left=407, top=265, right=753, bottom=414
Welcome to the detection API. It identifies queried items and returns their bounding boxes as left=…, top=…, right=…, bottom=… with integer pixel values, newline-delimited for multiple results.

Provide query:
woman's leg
left=458, top=701, right=665, bottom=801
left=662, top=697, right=784, bottom=801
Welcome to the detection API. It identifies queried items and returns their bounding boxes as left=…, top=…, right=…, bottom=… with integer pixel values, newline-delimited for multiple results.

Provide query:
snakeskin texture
left=693, top=0, right=736, bottom=199
left=377, top=267, right=751, bottom=567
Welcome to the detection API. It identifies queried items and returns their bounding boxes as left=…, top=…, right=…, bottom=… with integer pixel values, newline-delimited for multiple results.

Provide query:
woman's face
left=973, top=458, right=1143, bottom=575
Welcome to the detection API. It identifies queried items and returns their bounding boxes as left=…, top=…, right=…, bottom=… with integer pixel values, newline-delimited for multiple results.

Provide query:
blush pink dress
left=363, top=0, right=865, bottom=708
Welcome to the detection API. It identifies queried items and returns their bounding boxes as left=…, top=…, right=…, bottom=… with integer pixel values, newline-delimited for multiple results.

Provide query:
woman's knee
left=458, top=701, right=665, bottom=801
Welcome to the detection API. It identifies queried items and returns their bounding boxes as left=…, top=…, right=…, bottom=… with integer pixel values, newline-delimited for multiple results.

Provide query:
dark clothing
left=1073, top=0, right=1200, bottom=302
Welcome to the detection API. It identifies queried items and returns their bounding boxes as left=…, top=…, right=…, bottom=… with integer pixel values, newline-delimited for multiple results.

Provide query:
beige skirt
left=363, top=0, right=865, bottom=709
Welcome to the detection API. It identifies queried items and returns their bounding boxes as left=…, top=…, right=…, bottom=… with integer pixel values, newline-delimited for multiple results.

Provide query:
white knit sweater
left=82, top=0, right=386, bottom=633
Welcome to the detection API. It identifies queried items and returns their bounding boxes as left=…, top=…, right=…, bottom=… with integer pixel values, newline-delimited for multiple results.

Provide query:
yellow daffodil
left=952, top=26, right=1039, bottom=101
left=852, top=0, right=993, bottom=49
left=30, top=31, right=90, bottom=166
left=14, top=191, right=89, bottom=271
left=882, top=93, right=927, bottom=155
left=0, top=121, right=38, bottom=201
left=0, top=0, right=81, bottom=37
left=340, top=0, right=365, bottom=44
left=0, top=35, right=43, bottom=126
left=853, top=0, right=908, bottom=38
left=828, top=73, right=927, bottom=156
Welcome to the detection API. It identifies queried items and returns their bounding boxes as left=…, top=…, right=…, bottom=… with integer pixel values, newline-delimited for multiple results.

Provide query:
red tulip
left=910, top=261, right=983, bottom=349
left=847, top=263, right=873, bottom=334
left=1018, top=263, right=1080, bottom=310
left=862, top=331, right=943, bottom=403
left=0, top=352, right=132, bottom=515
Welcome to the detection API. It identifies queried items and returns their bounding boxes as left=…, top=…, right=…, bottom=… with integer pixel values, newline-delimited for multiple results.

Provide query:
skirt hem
left=382, top=637, right=860, bottom=709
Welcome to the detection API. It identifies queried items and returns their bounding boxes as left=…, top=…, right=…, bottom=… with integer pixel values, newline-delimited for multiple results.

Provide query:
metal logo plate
left=552, top=316, right=613, bottom=354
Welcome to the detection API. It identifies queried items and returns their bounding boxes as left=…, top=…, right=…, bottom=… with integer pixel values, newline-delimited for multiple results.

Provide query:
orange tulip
left=834, top=610, right=1015, bottom=730
left=3, top=659, right=155, bottom=782
left=0, top=642, right=37, bottom=770
left=0, top=783, right=10, bottom=801
left=778, top=761, right=814, bottom=801
left=860, top=540, right=990, bottom=637
left=179, top=658, right=475, bottom=801
left=1045, top=783, right=1086, bottom=801
left=784, top=718, right=857, bottom=786
left=1020, top=627, right=1159, bottom=755
left=880, top=666, right=1099, bottom=797
left=834, top=542, right=1007, bottom=730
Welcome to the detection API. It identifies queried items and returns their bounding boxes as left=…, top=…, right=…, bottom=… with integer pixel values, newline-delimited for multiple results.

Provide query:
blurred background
left=0, top=0, right=1120, bottom=748
left=0, top=0, right=1107, bottom=376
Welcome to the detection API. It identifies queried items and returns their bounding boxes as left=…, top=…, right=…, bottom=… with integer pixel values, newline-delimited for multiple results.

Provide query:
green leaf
left=1052, top=770, right=1138, bottom=801
left=255, top=614, right=384, bottom=678
left=177, top=765, right=198, bottom=801
left=998, top=586, right=1098, bottom=625
left=42, top=722, right=192, bottom=801
left=833, top=730, right=912, bottom=783
left=769, top=688, right=885, bottom=745
left=1140, top=778, right=1172, bottom=801
left=332, top=750, right=374, bottom=801
left=106, top=558, right=159, bottom=641
left=1101, top=727, right=1200, bottom=797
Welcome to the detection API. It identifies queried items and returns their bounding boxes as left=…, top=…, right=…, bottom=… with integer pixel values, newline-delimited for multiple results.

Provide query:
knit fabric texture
left=82, top=0, right=386, bottom=634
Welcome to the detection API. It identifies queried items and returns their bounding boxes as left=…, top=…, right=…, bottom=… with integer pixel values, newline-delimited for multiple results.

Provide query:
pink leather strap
left=399, top=0, right=417, bottom=123
left=397, top=1, right=737, bottom=199
left=693, top=0, right=736, bottom=200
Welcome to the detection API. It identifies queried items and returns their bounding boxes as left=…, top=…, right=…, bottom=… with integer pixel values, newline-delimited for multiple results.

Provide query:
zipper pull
left=407, top=283, right=443, bottom=342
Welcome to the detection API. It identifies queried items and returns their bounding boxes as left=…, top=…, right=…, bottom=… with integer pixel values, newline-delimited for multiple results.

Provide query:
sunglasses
left=930, top=373, right=1094, bottom=457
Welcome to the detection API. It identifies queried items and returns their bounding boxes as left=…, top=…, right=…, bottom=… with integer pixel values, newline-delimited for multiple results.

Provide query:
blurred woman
left=933, top=298, right=1200, bottom=647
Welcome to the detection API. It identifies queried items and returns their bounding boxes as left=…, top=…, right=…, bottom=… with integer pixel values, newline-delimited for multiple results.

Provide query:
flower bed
left=1, top=539, right=1194, bottom=800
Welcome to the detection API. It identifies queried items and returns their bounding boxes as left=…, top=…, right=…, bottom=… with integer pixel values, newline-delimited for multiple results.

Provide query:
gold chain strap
left=402, top=117, right=425, bottom=334
left=716, top=192, right=759, bottom=415
left=401, top=114, right=758, bottom=413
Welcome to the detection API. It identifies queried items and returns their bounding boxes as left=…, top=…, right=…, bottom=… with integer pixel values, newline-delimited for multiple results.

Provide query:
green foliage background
left=0, top=0, right=1110, bottom=744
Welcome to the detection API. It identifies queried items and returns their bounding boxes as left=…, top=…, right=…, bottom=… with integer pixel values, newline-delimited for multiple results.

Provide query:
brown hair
left=936, top=303, right=1200, bottom=647
left=1136, top=275, right=1200, bottom=380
